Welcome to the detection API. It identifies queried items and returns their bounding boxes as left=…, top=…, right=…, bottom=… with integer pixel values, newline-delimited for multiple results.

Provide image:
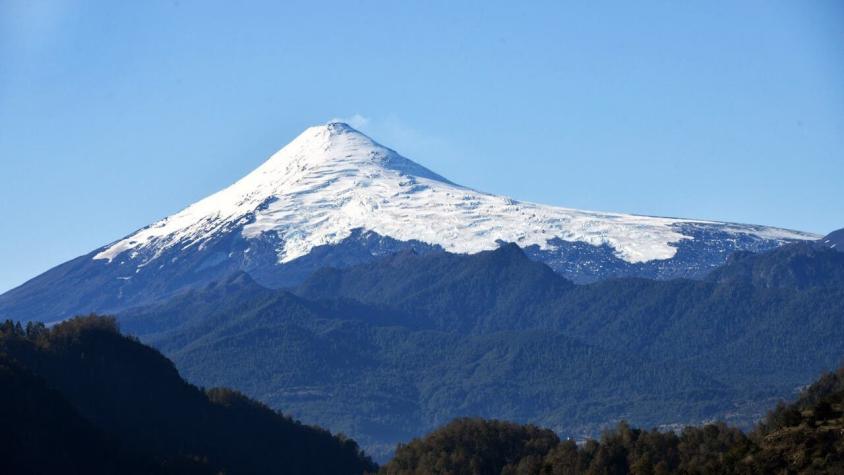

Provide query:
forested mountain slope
left=295, top=242, right=844, bottom=388
left=823, top=227, right=844, bottom=250
left=119, top=241, right=844, bottom=459
left=706, top=240, right=844, bottom=289
left=381, top=363, right=844, bottom=474
left=0, top=316, right=376, bottom=475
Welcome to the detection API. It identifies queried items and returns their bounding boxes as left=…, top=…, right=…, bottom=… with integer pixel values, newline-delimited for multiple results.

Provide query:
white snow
left=93, top=122, right=818, bottom=265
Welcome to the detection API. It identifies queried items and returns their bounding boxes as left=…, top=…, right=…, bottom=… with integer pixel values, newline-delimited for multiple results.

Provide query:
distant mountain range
left=0, top=122, right=817, bottom=322
left=116, top=239, right=844, bottom=459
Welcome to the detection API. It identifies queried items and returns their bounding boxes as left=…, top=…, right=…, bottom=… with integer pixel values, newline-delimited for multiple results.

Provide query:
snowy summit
left=93, top=122, right=813, bottom=269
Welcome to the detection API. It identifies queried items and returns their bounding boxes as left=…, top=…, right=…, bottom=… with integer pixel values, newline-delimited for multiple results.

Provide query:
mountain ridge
left=115, top=239, right=844, bottom=459
left=824, top=227, right=844, bottom=251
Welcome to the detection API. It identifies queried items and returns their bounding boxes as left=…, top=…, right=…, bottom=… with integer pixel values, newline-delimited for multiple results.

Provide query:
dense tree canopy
left=118, top=242, right=844, bottom=457
left=0, top=315, right=376, bottom=475
left=381, top=364, right=844, bottom=474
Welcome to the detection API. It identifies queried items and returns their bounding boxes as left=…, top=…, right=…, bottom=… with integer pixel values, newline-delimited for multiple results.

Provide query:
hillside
left=117, top=240, right=844, bottom=458
left=381, top=364, right=844, bottom=474
left=121, top=275, right=727, bottom=460
left=823, top=227, right=844, bottom=250
left=294, top=242, right=844, bottom=391
left=706, top=241, right=844, bottom=289
left=0, top=316, right=376, bottom=475
left=0, top=352, right=157, bottom=474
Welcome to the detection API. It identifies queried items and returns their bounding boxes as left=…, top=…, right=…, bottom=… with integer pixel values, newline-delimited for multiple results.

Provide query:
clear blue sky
left=1, top=1, right=842, bottom=293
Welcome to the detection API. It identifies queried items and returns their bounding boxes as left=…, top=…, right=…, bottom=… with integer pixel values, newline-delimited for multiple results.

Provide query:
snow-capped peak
left=253, top=122, right=453, bottom=185
left=94, top=123, right=816, bottom=266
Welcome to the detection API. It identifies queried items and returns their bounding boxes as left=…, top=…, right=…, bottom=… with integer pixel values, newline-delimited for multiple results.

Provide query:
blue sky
left=1, top=1, right=842, bottom=292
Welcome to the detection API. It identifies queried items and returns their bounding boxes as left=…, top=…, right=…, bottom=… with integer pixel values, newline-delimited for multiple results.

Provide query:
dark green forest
left=2, top=315, right=841, bottom=473
left=382, top=363, right=844, bottom=474
left=0, top=316, right=376, bottom=475
left=118, top=241, right=844, bottom=457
